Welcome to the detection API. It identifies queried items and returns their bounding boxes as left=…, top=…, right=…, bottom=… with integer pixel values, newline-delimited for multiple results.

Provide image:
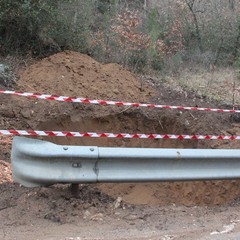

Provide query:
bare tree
left=232, top=24, right=240, bottom=62
left=184, top=0, right=203, bottom=53
left=229, top=0, right=235, bottom=11
left=143, top=0, right=147, bottom=10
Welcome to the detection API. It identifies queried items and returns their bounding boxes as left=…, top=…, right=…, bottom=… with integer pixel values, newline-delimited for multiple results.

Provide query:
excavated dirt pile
left=19, top=50, right=154, bottom=101
left=0, top=50, right=240, bottom=225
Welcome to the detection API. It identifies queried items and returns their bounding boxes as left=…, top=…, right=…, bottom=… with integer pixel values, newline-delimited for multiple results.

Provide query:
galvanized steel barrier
left=12, top=137, right=240, bottom=187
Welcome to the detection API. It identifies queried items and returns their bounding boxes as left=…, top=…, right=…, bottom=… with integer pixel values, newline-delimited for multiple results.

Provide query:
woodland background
left=0, top=0, right=240, bottom=104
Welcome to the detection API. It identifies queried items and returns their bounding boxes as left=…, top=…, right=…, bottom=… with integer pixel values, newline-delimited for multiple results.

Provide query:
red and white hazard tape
left=0, top=89, right=239, bottom=113
left=0, top=130, right=239, bottom=140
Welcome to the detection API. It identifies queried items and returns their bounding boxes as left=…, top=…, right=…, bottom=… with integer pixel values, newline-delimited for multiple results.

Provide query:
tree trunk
left=232, top=24, right=240, bottom=62
left=185, top=0, right=203, bottom=53
left=229, top=0, right=235, bottom=11
left=143, top=0, right=147, bottom=10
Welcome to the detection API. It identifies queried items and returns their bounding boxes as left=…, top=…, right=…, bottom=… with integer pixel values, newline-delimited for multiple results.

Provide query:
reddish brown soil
left=0, top=160, right=12, bottom=184
left=0, top=51, right=240, bottom=239
left=18, top=50, right=153, bottom=101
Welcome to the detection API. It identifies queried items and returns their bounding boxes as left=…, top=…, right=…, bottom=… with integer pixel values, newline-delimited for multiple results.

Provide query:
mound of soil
left=0, top=50, right=156, bottom=131
left=18, top=50, right=153, bottom=101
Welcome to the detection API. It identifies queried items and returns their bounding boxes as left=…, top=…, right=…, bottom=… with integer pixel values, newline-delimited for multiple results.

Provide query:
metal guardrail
left=11, top=136, right=240, bottom=187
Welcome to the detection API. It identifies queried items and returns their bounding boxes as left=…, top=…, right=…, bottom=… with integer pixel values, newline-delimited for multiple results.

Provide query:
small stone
left=113, top=89, right=119, bottom=95
left=83, top=210, right=91, bottom=219
left=124, top=214, right=139, bottom=221
left=185, top=120, right=190, bottom=126
left=114, top=196, right=122, bottom=209
left=0, top=64, right=8, bottom=73
left=21, top=109, right=32, bottom=119
left=91, top=213, right=104, bottom=221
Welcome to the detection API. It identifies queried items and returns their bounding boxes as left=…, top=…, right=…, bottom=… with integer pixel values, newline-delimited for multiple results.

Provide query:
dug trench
left=35, top=109, right=240, bottom=207
left=0, top=51, right=240, bottom=229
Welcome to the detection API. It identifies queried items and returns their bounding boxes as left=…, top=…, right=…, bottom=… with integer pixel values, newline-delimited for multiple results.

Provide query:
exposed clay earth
left=0, top=51, right=240, bottom=239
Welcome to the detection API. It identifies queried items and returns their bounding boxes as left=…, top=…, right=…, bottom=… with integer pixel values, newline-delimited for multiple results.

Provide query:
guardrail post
left=70, top=183, right=79, bottom=197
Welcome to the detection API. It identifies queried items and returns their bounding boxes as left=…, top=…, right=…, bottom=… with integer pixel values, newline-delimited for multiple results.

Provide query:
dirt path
left=1, top=183, right=240, bottom=240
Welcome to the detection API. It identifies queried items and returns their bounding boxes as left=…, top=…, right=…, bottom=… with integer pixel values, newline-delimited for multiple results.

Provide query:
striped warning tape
left=0, top=89, right=239, bottom=113
left=0, top=130, right=239, bottom=140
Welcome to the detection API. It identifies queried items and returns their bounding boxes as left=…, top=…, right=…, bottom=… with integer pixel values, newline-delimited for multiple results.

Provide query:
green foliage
left=2, top=0, right=240, bottom=75
left=127, top=50, right=148, bottom=72
left=151, top=53, right=164, bottom=71
left=164, top=52, right=184, bottom=74
left=55, top=0, right=96, bottom=53
left=233, top=57, right=240, bottom=69
left=146, top=9, right=164, bottom=71
left=0, top=63, right=17, bottom=87
left=147, top=8, right=161, bottom=42
left=0, top=0, right=62, bottom=55
left=0, top=0, right=99, bottom=56
left=97, top=0, right=111, bottom=14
